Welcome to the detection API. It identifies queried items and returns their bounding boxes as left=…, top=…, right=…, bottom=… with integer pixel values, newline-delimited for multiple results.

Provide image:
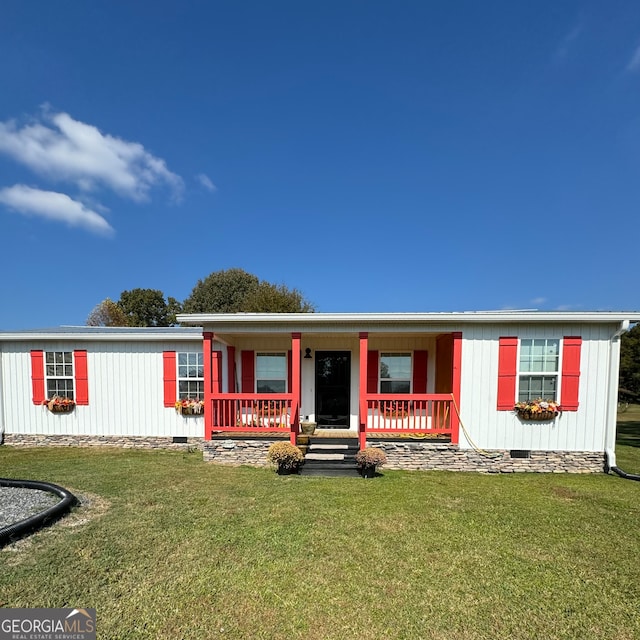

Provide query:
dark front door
left=315, top=351, right=351, bottom=427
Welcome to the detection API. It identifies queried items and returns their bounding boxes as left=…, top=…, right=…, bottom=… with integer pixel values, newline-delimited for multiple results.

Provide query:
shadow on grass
left=616, top=420, right=640, bottom=448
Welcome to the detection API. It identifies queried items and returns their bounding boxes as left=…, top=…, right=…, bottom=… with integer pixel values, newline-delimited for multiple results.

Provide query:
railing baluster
left=208, top=394, right=292, bottom=432
left=363, top=394, right=453, bottom=438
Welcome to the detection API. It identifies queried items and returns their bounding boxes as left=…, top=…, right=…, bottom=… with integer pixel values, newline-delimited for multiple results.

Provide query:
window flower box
left=43, top=396, right=75, bottom=413
left=175, top=399, right=204, bottom=415
left=514, top=399, right=561, bottom=421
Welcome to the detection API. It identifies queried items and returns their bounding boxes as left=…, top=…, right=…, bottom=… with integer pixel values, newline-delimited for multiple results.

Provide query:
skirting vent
left=510, top=449, right=531, bottom=459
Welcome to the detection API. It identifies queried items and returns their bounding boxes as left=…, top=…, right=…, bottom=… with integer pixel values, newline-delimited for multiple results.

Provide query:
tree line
left=87, top=268, right=315, bottom=327
left=88, top=275, right=640, bottom=405
left=620, top=324, right=640, bottom=403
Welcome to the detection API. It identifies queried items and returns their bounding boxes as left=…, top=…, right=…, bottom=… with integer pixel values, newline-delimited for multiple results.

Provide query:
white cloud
left=628, top=43, right=640, bottom=72
left=530, top=297, right=547, bottom=306
left=554, top=22, right=583, bottom=62
left=196, top=173, right=217, bottom=192
left=0, top=184, right=114, bottom=236
left=0, top=110, right=184, bottom=202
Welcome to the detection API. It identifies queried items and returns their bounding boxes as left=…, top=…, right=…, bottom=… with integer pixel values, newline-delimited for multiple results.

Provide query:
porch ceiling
left=198, top=329, right=459, bottom=346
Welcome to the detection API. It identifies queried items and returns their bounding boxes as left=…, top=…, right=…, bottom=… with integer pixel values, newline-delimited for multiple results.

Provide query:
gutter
left=177, top=310, right=640, bottom=326
left=604, top=320, right=640, bottom=480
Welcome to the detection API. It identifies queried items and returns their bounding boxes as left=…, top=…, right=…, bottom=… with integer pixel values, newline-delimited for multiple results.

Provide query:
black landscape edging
left=0, top=478, right=78, bottom=547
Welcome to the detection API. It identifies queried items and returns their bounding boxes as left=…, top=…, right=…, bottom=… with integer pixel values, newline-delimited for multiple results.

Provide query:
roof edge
left=177, top=311, right=640, bottom=325
left=0, top=326, right=203, bottom=342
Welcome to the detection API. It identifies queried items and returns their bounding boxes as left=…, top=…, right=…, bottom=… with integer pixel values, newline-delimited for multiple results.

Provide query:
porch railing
left=363, top=394, right=454, bottom=436
left=208, top=393, right=296, bottom=437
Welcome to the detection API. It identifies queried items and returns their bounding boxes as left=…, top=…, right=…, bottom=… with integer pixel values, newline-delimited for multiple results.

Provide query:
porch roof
left=177, top=310, right=640, bottom=336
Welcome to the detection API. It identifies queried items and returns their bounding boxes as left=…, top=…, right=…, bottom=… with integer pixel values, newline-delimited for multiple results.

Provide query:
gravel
left=0, top=487, right=60, bottom=528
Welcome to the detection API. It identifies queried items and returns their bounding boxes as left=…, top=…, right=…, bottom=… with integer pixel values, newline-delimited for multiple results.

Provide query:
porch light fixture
left=304, top=348, right=312, bottom=359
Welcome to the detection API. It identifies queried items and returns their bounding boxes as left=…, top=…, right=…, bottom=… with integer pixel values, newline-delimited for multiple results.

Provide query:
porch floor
left=313, top=429, right=356, bottom=438
left=313, top=429, right=450, bottom=441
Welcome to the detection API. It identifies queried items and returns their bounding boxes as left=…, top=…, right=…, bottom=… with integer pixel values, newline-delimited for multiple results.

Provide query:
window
left=45, top=351, right=74, bottom=399
left=177, top=352, right=204, bottom=399
left=31, top=350, right=88, bottom=405
left=379, top=353, right=411, bottom=393
left=256, top=353, right=287, bottom=393
left=497, top=336, right=581, bottom=411
left=518, top=339, right=559, bottom=402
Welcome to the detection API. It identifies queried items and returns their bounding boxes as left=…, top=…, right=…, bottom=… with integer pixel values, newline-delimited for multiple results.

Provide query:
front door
left=315, top=351, right=351, bottom=427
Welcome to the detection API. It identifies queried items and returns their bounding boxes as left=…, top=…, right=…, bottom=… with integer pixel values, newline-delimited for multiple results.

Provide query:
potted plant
left=43, top=396, right=75, bottom=413
left=300, top=421, right=317, bottom=435
left=514, top=399, right=561, bottom=421
left=355, top=446, right=387, bottom=478
left=267, top=441, right=304, bottom=475
left=175, top=398, right=204, bottom=415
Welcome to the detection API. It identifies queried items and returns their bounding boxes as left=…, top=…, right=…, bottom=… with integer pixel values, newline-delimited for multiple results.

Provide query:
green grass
left=1, top=436, right=640, bottom=639
left=616, top=403, right=640, bottom=472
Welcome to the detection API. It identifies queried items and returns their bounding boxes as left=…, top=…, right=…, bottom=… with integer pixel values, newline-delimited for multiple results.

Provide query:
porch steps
left=300, top=437, right=361, bottom=477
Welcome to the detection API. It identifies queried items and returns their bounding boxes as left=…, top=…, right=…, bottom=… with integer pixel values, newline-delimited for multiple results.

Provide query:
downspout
left=0, top=350, right=4, bottom=445
left=604, top=320, right=640, bottom=480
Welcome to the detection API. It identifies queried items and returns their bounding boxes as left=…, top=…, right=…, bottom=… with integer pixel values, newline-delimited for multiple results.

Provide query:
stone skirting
left=203, top=438, right=605, bottom=473
left=2, top=433, right=203, bottom=451
left=368, top=440, right=606, bottom=473
left=203, top=438, right=284, bottom=465
left=2, top=433, right=607, bottom=473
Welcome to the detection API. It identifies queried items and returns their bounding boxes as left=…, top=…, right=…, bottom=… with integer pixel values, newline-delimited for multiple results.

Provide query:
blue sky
left=2, top=1, right=640, bottom=329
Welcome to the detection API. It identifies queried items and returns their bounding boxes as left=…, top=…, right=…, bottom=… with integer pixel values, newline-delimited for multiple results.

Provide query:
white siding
left=0, top=321, right=622, bottom=453
left=458, top=323, right=618, bottom=452
left=1, top=339, right=207, bottom=438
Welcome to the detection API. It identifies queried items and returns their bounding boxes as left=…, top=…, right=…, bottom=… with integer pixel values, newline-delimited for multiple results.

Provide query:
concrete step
left=304, top=458, right=356, bottom=468
left=300, top=467, right=361, bottom=478
left=305, top=452, right=354, bottom=461
left=298, top=435, right=360, bottom=477
left=308, top=443, right=353, bottom=450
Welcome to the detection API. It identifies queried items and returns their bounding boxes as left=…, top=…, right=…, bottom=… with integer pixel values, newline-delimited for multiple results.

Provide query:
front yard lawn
left=1, top=434, right=639, bottom=639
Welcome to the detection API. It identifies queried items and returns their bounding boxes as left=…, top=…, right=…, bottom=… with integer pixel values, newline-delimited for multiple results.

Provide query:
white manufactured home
left=1, top=311, right=638, bottom=473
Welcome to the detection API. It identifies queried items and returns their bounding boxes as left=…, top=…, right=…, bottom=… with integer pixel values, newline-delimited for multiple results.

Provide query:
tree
left=182, top=268, right=315, bottom=314
left=118, top=288, right=182, bottom=326
left=620, top=324, right=640, bottom=402
left=243, top=281, right=315, bottom=312
left=86, top=298, right=130, bottom=327
left=182, top=268, right=260, bottom=313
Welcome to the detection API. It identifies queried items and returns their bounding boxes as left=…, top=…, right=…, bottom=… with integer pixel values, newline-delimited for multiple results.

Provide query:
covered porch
left=200, top=327, right=462, bottom=448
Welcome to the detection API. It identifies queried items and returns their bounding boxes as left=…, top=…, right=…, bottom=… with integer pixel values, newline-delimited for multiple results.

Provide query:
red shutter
left=211, top=351, right=222, bottom=394
left=241, top=350, right=255, bottom=393
left=74, top=350, right=89, bottom=405
left=227, top=346, right=236, bottom=393
left=163, top=351, right=177, bottom=407
left=561, top=337, right=582, bottom=411
left=497, top=337, right=518, bottom=410
left=31, top=350, right=45, bottom=405
left=367, top=350, right=379, bottom=393
left=412, top=350, right=428, bottom=394
left=287, top=350, right=292, bottom=393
